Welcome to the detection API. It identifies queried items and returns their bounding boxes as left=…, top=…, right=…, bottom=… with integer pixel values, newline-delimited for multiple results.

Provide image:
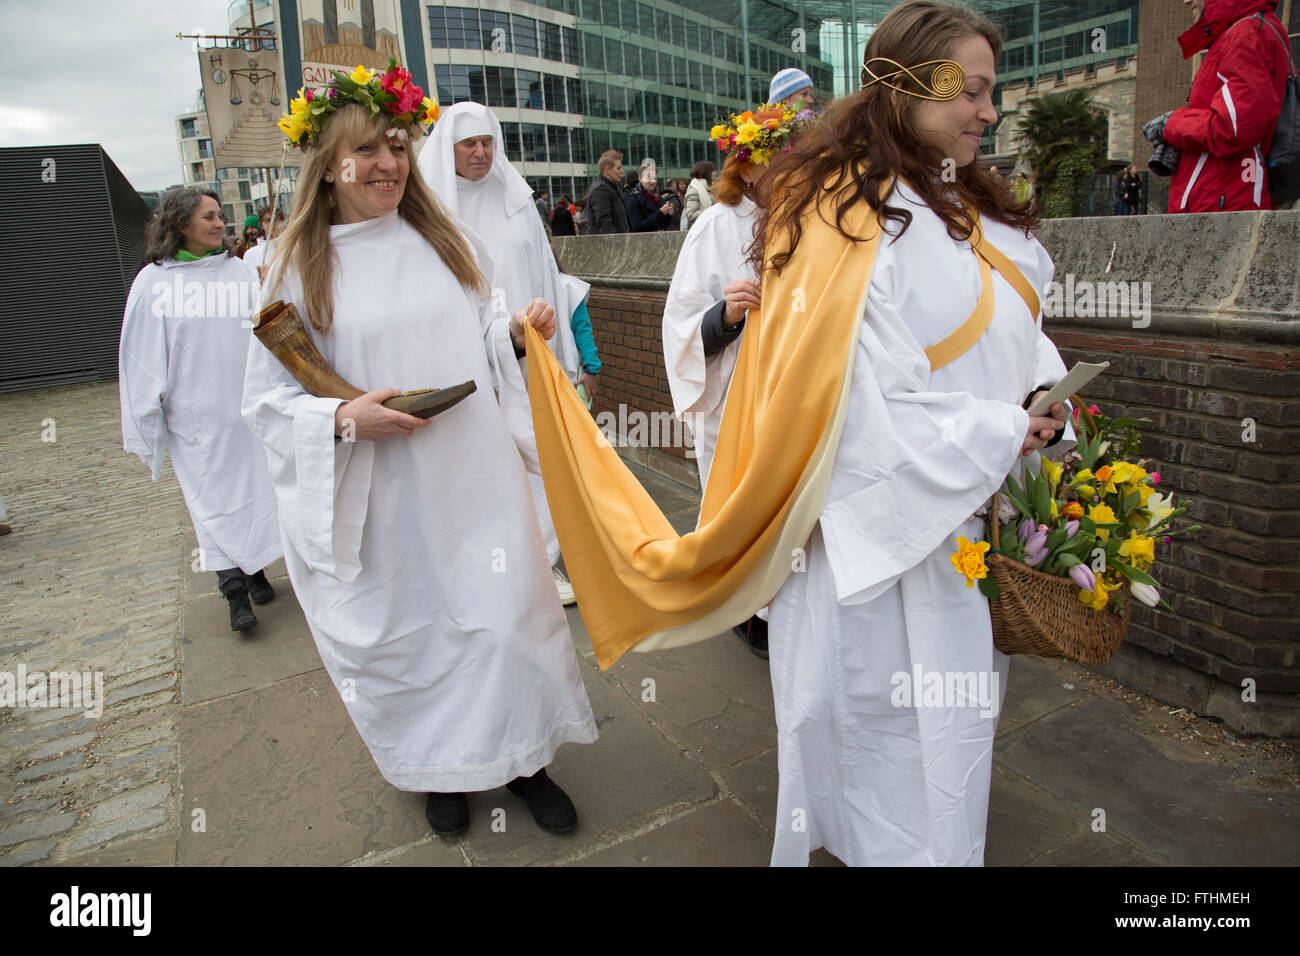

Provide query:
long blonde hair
left=267, top=104, right=486, bottom=332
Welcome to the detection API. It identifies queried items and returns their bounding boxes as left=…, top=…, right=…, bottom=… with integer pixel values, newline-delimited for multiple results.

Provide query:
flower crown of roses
left=277, top=58, right=439, bottom=149
left=709, top=102, right=817, bottom=166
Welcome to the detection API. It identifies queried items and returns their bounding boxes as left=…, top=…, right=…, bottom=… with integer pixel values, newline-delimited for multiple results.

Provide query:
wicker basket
left=986, top=395, right=1129, bottom=665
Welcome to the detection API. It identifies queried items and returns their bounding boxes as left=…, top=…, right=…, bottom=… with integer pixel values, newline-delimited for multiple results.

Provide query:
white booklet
left=1027, top=361, right=1110, bottom=416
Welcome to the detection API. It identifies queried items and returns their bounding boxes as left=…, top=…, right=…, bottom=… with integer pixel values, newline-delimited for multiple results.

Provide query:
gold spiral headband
left=860, top=57, right=965, bottom=100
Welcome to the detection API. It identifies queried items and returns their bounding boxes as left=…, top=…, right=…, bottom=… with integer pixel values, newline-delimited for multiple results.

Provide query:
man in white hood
left=417, top=102, right=599, bottom=605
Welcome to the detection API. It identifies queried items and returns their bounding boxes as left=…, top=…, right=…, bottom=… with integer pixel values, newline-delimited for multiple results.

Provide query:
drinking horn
left=252, top=300, right=476, bottom=420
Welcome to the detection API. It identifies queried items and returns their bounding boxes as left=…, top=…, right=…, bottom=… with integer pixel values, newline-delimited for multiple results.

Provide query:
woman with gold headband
left=241, top=64, right=596, bottom=838
left=525, top=0, right=1075, bottom=866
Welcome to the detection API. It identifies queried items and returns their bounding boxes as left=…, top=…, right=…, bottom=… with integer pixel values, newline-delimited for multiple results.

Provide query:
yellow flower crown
left=708, top=102, right=817, bottom=166
left=278, top=59, right=439, bottom=149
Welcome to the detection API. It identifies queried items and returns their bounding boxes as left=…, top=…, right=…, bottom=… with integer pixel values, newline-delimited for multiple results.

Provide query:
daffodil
left=735, top=121, right=761, bottom=145
left=1089, top=503, right=1117, bottom=540
left=710, top=124, right=730, bottom=141
left=350, top=65, right=373, bottom=85
left=1040, top=457, right=1062, bottom=489
left=950, top=536, right=991, bottom=588
left=1092, top=464, right=1118, bottom=495
left=1075, top=484, right=1096, bottom=500
left=1143, top=492, right=1176, bottom=532
left=1119, top=532, right=1156, bottom=570
left=1113, top=462, right=1146, bottom=487
left=1078, top=579, right=1114, bottom=610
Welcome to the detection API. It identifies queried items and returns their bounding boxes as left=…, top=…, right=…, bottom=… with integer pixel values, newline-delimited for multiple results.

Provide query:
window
left=480, top=10, right=509, bottom=52
left=544, top=74, right=566, bottom=112
left=583, top=33, right=604, bottom=72
left=570, top=127, right=588, bottom=164
left=435, top=64, right=452, bottom=106
left=512, top=15, right=538, bottom=57
left=198, top=139, right=212, bottom=158
left=561, top=26, right=578, bottom=65
left=516, top=69, right=543, bottom=110
left=522, top=123, right=548, bottom=162
left=238, top=180, right=251, bottom=200
left=468, top=66, right=486, bottom=103
left=222, top=204, right=234, bottom=224
left=445, top=8, right=481, bottom=50
left=566, top=76, right=583, bottom=114
left=486, top=66, right=517, bottom=108
left=548, top=125, right=570, bottom=163
left=180, top=117, right=197, bottom=137
left=427, top=7, right=446, bottom=46
left=540, top=20, right=562, bottom=61
left=500, top=121, right=522, bottom=161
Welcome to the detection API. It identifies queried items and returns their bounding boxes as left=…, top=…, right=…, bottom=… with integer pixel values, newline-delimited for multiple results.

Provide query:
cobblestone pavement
left=2, top=383, right=185, bottom=865
left=2, top=382, right=1297, bottom=867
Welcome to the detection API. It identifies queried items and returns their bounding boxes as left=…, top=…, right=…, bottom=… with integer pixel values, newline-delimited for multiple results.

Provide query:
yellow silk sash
left=526, top=195, right=1037, bottom=670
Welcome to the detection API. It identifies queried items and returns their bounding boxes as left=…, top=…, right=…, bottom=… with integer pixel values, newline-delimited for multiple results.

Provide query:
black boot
left=245, top=569, right=276, bottom=605
left=425, top=792, right=469, bottom=836
left=733, top=614, right=769, bottom=659
left=216, top=569, right=258, bottom=631
left=226, top=590, right=258, bottom=631
left=506, top=768, right=577, bottom=833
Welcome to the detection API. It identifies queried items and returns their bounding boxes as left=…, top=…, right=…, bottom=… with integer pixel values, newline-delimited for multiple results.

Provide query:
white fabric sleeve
left=240, top=322, right=373, bottom=582
left=118, top=268, right=169, bottom=481
left=478, top=293, right=540, bottom=475
left=819, top=282, right=1030, bottom=607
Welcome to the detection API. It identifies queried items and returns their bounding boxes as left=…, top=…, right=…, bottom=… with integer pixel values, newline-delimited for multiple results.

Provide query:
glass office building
left=422, top=0, right=1139, bottom=198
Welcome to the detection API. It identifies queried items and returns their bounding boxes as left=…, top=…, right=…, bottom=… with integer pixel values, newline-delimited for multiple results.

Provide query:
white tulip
left=1131, top=582, right=1160, bottom=607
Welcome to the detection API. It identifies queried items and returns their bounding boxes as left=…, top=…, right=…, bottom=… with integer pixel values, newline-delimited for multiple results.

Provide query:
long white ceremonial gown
left=768, top=181, right=1073, bottom=866
left=118, top=253, right=281, bottom=573
left=418, top=103, right=588, bottom=566
left=241, top=210, right=597, bottom=792
left=661, top=197, right=758, bottom=492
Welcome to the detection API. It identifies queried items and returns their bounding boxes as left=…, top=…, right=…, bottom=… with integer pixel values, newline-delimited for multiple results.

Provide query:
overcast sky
left=0, top=0, right=235, bottom=190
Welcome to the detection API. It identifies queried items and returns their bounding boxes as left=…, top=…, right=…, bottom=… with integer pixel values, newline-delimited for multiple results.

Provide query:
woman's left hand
left=510, top=298, right=556, bottom=351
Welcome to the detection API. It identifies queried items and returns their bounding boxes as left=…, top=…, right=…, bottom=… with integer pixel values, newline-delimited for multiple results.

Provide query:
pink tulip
left=1150, top=472, right=1161, bottom=484
left=1065, top=519, right=1080, bottom=538
left=1017, top=518, right=1035, bottom=544
left=1069, top=564, right=1096, bottom=590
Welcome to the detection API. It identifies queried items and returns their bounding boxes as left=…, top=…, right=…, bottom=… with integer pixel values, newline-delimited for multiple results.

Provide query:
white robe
left=768, top=182, right=1073, bottom=866
left=118, top=253, right=281, bottom=573
left=661, top=197, right=757, bottom=492
left=417, top=104, right=589, bottom=566
left=241, top=210, right=597, bottom=792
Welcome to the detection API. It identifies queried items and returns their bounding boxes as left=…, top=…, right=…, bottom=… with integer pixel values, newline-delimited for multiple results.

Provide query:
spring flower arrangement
left=709, top=103, right=817, bottom=166
left=278, top=59, right=439, bottom=149
left=951, top=403, right=1198, bottom=617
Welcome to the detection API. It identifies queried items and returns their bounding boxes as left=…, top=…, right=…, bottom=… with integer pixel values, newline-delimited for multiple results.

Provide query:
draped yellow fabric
left=526, top=194, right=1038, bottom=670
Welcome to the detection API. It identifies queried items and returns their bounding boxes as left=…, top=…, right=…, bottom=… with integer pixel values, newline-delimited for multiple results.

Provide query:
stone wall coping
left=555, top=210, right=1300, bottom=343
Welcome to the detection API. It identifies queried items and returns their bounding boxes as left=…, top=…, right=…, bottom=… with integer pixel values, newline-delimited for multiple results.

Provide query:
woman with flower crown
left=241, top=64, right=596, bottom=838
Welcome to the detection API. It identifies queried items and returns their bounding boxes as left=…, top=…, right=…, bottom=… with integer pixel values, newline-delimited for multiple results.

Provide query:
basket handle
left=991, top=391, right=1096, bottom=552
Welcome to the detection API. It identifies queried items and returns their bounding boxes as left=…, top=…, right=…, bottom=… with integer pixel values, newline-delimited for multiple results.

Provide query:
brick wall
left=1048, top=328, right=1300, bottom=698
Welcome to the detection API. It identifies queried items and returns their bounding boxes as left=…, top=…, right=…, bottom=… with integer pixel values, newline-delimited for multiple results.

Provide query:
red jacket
left=1163, top=0, right=1292, bottom=212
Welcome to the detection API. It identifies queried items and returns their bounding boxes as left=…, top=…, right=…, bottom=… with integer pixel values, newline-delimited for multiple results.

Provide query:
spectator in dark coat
left=551, top=195, right=576, bottom=236
left=586, top=150, right=630, bottom=234
left=626, top=158, right=674, bottom=232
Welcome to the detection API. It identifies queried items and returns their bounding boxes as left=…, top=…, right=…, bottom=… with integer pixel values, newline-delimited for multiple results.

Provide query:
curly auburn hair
left=752, top=0, right=1037, bottom=277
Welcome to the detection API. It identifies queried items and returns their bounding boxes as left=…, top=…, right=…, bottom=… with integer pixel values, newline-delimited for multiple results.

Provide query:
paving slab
left=571, top=799, right=772, bottom=866
left=58, top=830, right=178, bottom=867
left=177, top=668, right=429, bottom=866
left=350, top=837, right=467, bottom=867
left=180, top=590, right=320, bottom=705
left=996, top=655, right=1088, bottom=738
left=716, top=747, right=779, bottom=835
left=996, top=694, right=1300, bottom=866
left=455, top=664, right=718, bottom=866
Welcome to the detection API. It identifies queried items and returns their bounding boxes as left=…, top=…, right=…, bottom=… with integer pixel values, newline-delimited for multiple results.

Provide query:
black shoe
left=245, top=569, right=276, bottom=605
left=226, top=590, right=258, bottom=631
left=506, top=768, right=578, bottom=834
left=733, top=615, right=769, bottom=659
left=425, top=792, right=469, bottom=836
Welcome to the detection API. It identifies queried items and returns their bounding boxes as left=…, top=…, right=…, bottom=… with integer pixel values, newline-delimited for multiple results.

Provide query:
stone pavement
left=1, top=382, right=1297, bottom=866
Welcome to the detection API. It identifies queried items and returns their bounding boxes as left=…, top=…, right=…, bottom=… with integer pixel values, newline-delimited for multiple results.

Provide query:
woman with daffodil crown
left=519, top=0, right=1077, bottom=867
left=242, top=61, right=596, bottom=838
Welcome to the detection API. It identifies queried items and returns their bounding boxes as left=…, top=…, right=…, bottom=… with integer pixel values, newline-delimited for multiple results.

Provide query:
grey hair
left=145, top=186, right=225, bottom=264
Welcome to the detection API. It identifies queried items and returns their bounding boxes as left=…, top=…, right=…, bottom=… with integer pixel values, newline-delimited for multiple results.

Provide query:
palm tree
left=1014, top=89, right=1107, bottom=218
